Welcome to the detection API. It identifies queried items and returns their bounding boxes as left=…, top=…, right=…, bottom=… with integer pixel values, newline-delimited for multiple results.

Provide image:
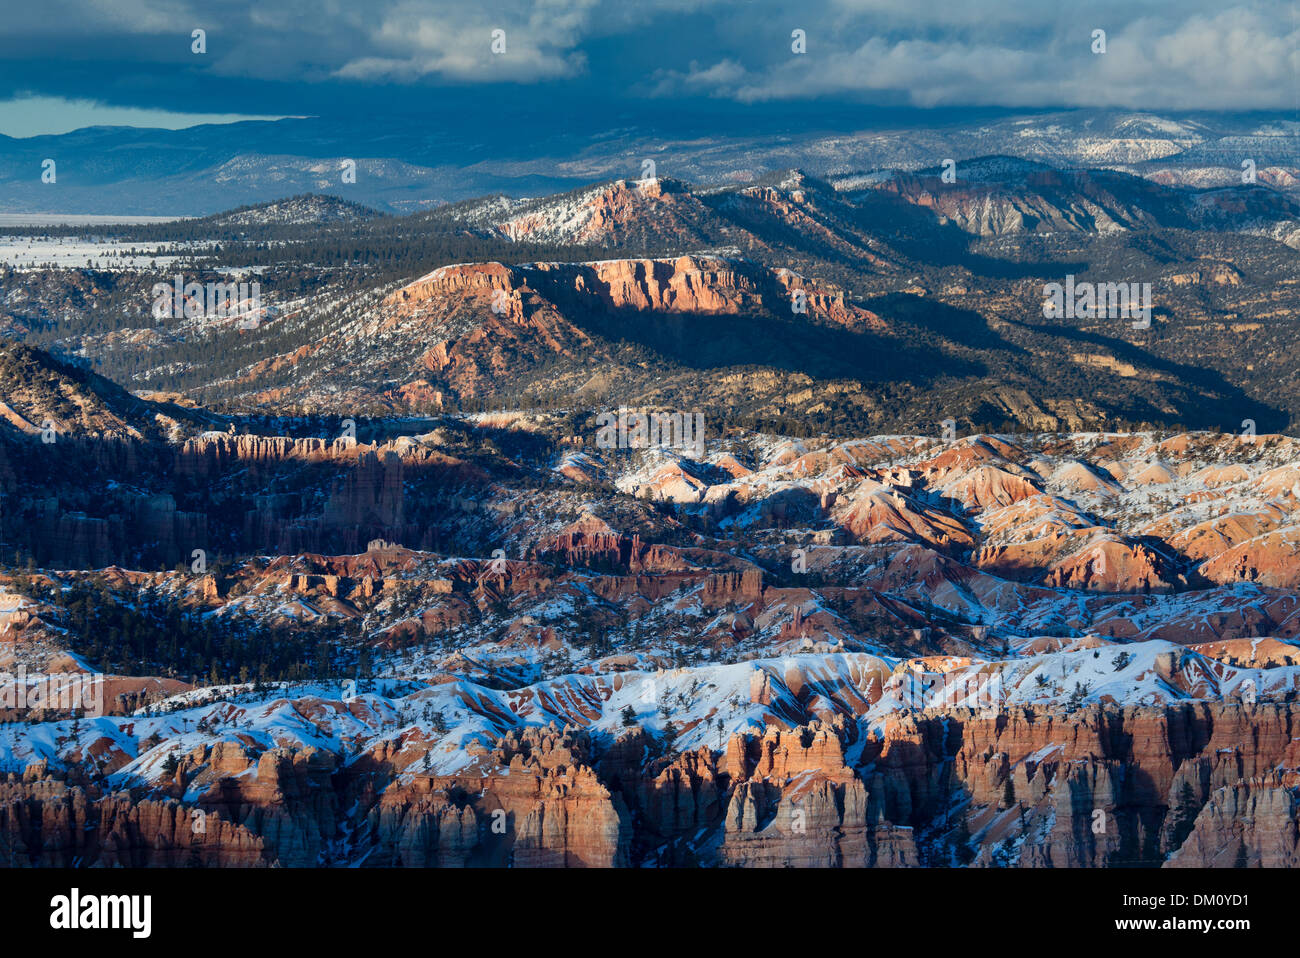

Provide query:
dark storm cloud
left=0, top=0, right=1293, bottom=119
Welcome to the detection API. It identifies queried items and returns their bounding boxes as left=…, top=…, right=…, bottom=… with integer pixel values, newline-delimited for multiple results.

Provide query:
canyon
left=2, top=130, right=1299, bottom=870
left=3, top=370, right=1300, bottom=865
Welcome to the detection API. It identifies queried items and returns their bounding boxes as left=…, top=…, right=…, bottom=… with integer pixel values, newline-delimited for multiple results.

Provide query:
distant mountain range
left=5, top=156, right=1299, bottom=438
left=1, top=109, right=1296, bottom=215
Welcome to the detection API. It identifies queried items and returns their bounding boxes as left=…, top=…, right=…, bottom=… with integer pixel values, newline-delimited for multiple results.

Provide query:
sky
left=0, top=0, right=1295, bottom=138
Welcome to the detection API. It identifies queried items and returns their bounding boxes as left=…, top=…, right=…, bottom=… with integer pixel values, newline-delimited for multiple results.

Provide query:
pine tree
left=661, top=721, right=679, bottom=754
left=1234, top=840, right=1249, bottom=868
left=953, top=813, right=975, bottom=866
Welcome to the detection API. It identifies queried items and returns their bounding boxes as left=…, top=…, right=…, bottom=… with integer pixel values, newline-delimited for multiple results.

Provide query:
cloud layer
left=0, top=0, right=1294, bottom=113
